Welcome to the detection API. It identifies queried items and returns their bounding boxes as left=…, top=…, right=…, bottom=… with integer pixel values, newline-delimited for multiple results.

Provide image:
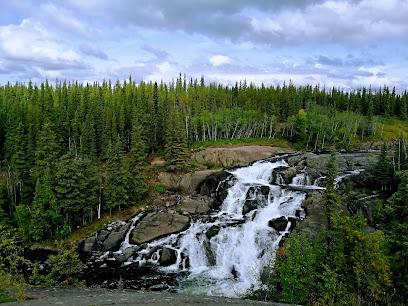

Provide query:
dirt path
left=7, top=287, right=290, bottom=306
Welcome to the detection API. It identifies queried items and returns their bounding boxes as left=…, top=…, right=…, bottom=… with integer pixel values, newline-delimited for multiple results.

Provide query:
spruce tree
left=372, top=142, right=393, bottom=191
left=104, top=135, right=129, bottom=214
left=165, top=110, right=190, bottom=172
left=322, top=148, right=340, bottom=229
left=128, top=120, right=148, bottom=202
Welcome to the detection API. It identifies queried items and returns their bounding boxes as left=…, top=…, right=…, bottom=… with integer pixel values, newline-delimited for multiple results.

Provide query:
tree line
left=1, top=75, right=408, bottom=242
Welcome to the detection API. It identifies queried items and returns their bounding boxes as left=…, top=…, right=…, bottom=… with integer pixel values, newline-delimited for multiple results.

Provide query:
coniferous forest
left=1, top=75, right=408, bottom=304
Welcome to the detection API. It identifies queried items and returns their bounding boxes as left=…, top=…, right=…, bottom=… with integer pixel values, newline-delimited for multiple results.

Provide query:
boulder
left=156, top=170, right=222, bottom=193
left=281, top=167, right=297, bottom=184
left=82, top=234, right=97, bottom=253
left=268, top=216, right=289, bottom=232
left=158, top=248, right=178, bottom=266
left=102, top=222, right=130, bottom=251
left=130, top=212, right=190, bottom=244
left=174, top=196, right=213, bottom=214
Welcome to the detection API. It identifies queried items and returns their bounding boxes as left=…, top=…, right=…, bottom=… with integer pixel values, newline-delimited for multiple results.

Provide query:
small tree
left=372, top=142, right=393, bottom=191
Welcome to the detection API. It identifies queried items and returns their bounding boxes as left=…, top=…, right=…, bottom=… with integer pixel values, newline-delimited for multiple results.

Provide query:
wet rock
left=268, top=216, right=289, bottom=232
left=203, top=240, right=216, bottom=266
left=197, top=170, right=235, bottom=208
left=281, top=167, right=297, bottom=184
left=158, top=248, right=178, bottom=266
left=149, top=284, right=170, bottom=291
left=206, top=225, right=221, bottom=240
left=130, top=212, right=190, bottom=244
left=113, top=246, right=139, bottom=263
left=243, top=199, right=258, bottom=215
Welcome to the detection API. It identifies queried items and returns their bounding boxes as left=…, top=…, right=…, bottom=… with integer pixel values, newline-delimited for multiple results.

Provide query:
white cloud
left=210, top=55, right=230, bottom=66
left=0, top=19, right=83, bottom=67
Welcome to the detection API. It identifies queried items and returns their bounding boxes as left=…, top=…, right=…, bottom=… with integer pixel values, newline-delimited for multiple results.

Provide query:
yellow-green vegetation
left=378, top=117, right=408, bottom=141
left=0, top=271, right=25, bottom=303
left=191, top=136, right=291, bottom=149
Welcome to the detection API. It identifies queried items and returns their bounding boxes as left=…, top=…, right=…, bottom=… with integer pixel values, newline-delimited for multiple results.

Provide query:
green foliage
left=372, top=142, right=393, bottom=191
left=154, top=184, right=166, bottom=194
left=117, top=276, right=124, bottom=290
left=104, top=136, right=130, bottom=213
left=165, top=110, right=190, bottom=172
left=42, top=243, right=84, bottom=287
left=0, top=271, right=25, bottom=303
left=0, top=224, right=30, bottom=274
left=274, top=231, right=317, bottom=304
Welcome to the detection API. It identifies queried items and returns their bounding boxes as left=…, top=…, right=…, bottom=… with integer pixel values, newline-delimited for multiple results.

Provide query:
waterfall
left=110, top=160, right=307, bottom=297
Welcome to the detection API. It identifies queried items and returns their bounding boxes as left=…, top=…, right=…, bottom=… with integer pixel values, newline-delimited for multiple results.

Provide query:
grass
left=190, top=136, right=291, bottom=149
left=378, top=118, right=408, bottom=141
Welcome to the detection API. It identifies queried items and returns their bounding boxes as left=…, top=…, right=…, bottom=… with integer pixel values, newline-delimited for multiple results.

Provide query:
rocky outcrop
left=130, top=212, right=190, bottom=244
left=80, top=221, right=129, bottom=253
left=157, top=170, right=222, bottom=193
left=193, top=146, right=293, bottom=167
left=151, top=195, right=214, bottom=213
left=288, top=152, right=379, bottom=173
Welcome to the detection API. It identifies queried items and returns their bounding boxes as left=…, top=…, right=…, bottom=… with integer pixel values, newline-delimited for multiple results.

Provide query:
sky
left=0, top=0, right=407, bottom=90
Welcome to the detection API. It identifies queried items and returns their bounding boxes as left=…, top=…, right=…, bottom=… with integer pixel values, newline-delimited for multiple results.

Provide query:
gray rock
left=82, top=234, right=97, bottom=252
left=98, top=229, right=110, bottom=242
left=130, top=212, right=190, bottom=244
left=158, top=248, right=178, bottom=266
left=281, top=167, right=297, bottom=184
left=102, top=223, right=130, bottom=251
left=174, top=196, right=213, bottom=214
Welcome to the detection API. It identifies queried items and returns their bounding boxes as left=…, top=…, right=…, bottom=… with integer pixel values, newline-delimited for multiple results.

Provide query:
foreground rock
left=16, top=287, right=286, bottom=306
left=80, top=221, right=129, bottom=252
left=130, top=212, right=190, bottom=244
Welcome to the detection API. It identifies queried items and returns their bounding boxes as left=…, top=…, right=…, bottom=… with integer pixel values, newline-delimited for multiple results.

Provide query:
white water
left=143, top=160, right=308, bottom=298
left=108, top=159, right=363, bottom=298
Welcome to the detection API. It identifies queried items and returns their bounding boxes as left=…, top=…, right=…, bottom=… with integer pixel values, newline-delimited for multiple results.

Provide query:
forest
left=0, top=75, right=408, bottom=304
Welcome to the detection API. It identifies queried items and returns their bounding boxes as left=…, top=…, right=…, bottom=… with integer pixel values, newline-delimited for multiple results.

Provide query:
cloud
left=210, top=55, right=230, bottom=66
left=141, top=44, right=169, bottom=59
left=63, top=0, right=408, bottom=46
left=79, top=43, right=109, bottom=60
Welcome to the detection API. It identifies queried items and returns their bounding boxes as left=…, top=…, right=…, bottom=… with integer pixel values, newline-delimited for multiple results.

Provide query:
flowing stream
left=92, top=158, right=361, bottom=297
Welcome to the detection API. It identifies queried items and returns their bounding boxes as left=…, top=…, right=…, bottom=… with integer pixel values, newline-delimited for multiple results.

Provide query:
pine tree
left=322, top=148, right=340, bottom=229
left=55, top=150, right=95, bottom=235
left=35, top=120, right=60, bottom=178
left=128, top=120, right=148, bottom=202
left=165, top=110, right=190, bottom=172
left=372, top=142, right=393, bottom=191
left=104, top=135, right=129, bottom=214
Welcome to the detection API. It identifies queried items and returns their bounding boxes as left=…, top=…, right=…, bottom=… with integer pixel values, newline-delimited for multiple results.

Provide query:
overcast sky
left=0, top=0, right=407, bottom=90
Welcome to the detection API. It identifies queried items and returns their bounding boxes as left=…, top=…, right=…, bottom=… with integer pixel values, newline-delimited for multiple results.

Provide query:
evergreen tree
left=104, top=135, right=129, bottom=214
left=372, top=142, right=393, bottom=191
left=35, top=120, right=60, bottom=178
left=128, top=120, right=148, bottom=202
left=165, top=110, right=190, bottom=172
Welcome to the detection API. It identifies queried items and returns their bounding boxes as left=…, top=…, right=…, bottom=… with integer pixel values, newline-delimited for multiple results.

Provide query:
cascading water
left=109, top=159, right=311, bottom=297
